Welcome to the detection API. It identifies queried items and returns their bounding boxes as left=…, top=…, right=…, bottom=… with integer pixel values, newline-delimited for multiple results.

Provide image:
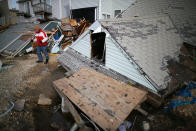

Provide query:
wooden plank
left=53, top=67, right=147, bottom=130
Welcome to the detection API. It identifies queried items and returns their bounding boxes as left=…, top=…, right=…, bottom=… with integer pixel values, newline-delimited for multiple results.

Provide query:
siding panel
left=105, top=37, right=157, bottom=92
left=71, top=34, right=91, bottom=58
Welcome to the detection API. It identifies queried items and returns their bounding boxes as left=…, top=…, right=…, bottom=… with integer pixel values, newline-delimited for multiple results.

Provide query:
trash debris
left=143, top=121, right=150, bottom=131
left=14, top=99, right=25, bottom=111
left=118, top=121, right=132, bottom=131
left=165, top=82, right=196, bottom=111
left=53, top=67, right=147, bottom=131
left=38, top=94, right=52, bottom=105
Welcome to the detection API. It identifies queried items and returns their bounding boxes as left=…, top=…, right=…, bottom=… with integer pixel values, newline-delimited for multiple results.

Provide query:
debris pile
left=53, top=67, right=147, bottom=130
left=0, top=18, right=91, bottom=56
left=60, top=18, right=90, bottom=50
left=166, top=82, right=196, bottom=118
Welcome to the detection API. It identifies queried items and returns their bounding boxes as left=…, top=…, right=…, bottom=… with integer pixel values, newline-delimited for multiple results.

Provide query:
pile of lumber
left=60, top=18, right=90, bottom=50
left=53, top=67, right=147, bottom=130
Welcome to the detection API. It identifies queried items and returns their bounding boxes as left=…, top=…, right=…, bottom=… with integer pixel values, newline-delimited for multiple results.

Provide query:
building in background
left=17, top=0, right=52, bottom=21
left=1, top=0, right=52, bottom=24
left=51, top=0, right=70, bottom=20
left=52, top=0, right=135, bottom=22
left=0, top=0, right=10, bottom=25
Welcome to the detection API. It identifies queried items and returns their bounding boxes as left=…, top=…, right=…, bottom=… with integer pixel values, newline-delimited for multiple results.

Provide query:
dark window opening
left=91, top=32, right=106, bottom=64
left=114, top=10, right=121, bottom=17
left=72, top=7, right=96, bottom=23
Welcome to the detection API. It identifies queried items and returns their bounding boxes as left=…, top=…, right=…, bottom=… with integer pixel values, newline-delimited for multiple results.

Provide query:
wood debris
left=53, top=67, right=147, bottom=130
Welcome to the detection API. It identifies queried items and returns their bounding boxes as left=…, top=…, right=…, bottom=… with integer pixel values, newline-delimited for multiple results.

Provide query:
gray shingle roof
left=57, top=48, right=137, bottom=85
left=0, top=23, right=31, bottom=50
left=119, top=0, right=196, bottom=46
left=100, top=15, right=183, bottom=90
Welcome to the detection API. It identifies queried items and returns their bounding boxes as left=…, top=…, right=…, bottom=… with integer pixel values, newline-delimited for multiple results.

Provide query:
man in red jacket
left=33, top=25, right=49, bottom=64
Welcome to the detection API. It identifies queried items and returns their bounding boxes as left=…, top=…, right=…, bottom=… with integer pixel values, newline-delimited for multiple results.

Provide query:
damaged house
left=57, top=0, right=196, bottom=97
left=57, top=15, right=183, bottom=96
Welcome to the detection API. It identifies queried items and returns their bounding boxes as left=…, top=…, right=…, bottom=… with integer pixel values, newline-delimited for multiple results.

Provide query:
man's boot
left=36, top=60, right=43, bottom=63
left=44, top=59, right=49, bottom=64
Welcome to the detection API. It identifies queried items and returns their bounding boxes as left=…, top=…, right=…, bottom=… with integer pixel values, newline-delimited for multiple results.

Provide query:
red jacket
left=34, top=29, right=48, bottom=46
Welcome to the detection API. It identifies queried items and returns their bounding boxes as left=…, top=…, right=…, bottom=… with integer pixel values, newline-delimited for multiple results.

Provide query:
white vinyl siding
left=70, top=21, right=157, bottom=93
left=71, top=33, right=91, bottom=58
left=105, top=37, right=157, bottom=92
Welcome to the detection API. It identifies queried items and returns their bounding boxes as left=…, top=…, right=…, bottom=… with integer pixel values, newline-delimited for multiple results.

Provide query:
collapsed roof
left=100, top=15, right=183, bottom=92
left=118, top=0, right=196, bottom=46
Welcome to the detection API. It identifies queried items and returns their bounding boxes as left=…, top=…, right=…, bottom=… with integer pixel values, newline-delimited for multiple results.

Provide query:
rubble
left=38, top=94, right=52, bottom=105
left=143, top=121, right=150, bottom=131
left=165, top=82, right=196, bottom=118
left=60, top=18, right=90, bottom=51
left=53, top=67, right=147, bottom=130
left=1, top=0, right=196, bottom=130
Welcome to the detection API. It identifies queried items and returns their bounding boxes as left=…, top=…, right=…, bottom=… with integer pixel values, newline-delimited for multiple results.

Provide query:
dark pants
left=37, top=46, right=49, bottom=61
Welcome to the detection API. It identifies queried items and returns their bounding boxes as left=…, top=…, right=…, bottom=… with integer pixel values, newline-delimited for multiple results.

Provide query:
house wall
left=31, top=0, right=40, bottom=5
left=71, top=0, right=99, bottom=10
left=61, top=0, right=70, bottom=18
left=0, top=0, right=10, bottom=25
left=8, top=0, right=19, bottom=10
left=99, top=0, right=135, bottom=19
left=100, top=0, right=113, bottom=18
left=52, top=0, right=69, bottom=19
left=70, top=21, right=157, bottom=93
left=51, top=0, right=61, bottom=19
left=112, top=0, right=135, bottom=17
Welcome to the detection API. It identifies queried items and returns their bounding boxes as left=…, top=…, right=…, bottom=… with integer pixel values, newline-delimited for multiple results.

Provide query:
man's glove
left=31, top=39, right=33, bottom=42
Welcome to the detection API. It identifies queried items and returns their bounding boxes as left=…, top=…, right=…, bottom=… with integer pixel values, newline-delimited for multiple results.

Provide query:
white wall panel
left=105, top=37, right=157, bottom=92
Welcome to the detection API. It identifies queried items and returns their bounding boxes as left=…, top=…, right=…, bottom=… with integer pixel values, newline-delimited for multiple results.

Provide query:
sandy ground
left=0, top=54, right=74, bottom=131
left=0, top=54, right=196, bottom=131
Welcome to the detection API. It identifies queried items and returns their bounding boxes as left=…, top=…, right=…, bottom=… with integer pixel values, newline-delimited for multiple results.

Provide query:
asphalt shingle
left=100, top=15, right=183, bottom=90
left=119, top=0, right=196, bottom=46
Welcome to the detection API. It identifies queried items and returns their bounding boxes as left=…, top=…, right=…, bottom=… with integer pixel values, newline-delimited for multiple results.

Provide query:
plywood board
left=53, top=67, right=147, bottom=130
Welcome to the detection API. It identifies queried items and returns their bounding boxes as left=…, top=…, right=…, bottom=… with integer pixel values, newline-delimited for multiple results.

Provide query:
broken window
left=91, top=32, right=106, bottom=63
